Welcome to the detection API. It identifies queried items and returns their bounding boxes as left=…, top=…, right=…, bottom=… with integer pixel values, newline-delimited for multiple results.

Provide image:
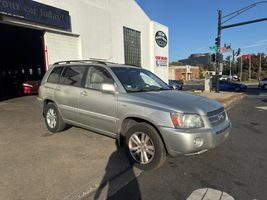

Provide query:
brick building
left=169, top=65, right=200, bottom=81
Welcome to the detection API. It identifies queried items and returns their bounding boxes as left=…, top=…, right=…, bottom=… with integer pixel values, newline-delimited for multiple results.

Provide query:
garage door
left=44, top=32, right=82, bottom=67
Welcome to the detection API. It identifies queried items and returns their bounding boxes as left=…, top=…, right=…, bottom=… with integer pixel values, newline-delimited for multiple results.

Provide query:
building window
left=123, top=27, right=141, bottom=66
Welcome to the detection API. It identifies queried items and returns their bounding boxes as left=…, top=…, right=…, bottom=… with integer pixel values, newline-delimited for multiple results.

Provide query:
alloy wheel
left=46, top=108, right=57, bottom=129
left=128, top=132, right=155, bottom=164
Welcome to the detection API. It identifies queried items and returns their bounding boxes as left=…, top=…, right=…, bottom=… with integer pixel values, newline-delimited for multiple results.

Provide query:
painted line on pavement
left=259, top=93, right=267, bottom=97
left=256, top=106, right=267, bottom=111
left=187, top=188, right=234, bottom=200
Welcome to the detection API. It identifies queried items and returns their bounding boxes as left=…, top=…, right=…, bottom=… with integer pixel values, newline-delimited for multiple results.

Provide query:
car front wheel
left=44, top=103, right=67, bottom=133
left=125, top=122, right=166, bottom=170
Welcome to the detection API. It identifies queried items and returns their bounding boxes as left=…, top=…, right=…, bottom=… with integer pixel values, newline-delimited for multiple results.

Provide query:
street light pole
left=259, top=53, right=262, bottom=79
left=216, top=1, right=267, bottom=84
left=215, top=10, right=222, bottom=93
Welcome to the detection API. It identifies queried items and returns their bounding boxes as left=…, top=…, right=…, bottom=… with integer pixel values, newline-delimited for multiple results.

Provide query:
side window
left=59, top=66, right=86, bottom=87
left=85, top=66, right=114, bottom=90
left=47, top=67, right=63, bottom=83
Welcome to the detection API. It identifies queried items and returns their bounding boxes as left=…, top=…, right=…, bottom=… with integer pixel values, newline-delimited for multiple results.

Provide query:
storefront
left=0, top=0, right=168, bottom=99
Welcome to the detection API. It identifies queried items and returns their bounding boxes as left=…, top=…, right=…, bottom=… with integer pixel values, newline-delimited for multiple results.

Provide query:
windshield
left=111, top=67, right=171, bottom=92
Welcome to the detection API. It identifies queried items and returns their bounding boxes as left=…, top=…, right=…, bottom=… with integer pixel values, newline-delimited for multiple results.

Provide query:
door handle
left=80, top=91, right=88, bottom=96
left=55, top=86, right=61, bottom=91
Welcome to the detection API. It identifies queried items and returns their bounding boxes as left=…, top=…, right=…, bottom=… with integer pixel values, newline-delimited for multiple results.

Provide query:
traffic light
left=215, top=37, right=219, bottom=46
left=217, top=53, right=223, bottom=62
left=236, top=48, right=241, bottom=57
left=211, top=53, right=216, bottom=62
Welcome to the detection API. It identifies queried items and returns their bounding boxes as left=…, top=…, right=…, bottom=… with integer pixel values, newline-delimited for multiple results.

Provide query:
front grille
left=207, top=107, right=226, bottom=126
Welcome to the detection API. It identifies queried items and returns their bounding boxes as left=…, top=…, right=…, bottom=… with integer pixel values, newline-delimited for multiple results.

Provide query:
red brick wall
left=172, top=68, right=199, bottom=80
left=174, top=68, right=186, bottom=80
left=191, top=68, right=200, bottom=80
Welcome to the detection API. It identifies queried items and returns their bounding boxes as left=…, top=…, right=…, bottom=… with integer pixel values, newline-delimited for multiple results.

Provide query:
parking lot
left=0, top=96, right=134, bottom=200
left=0, top=91, right=247, bottom=200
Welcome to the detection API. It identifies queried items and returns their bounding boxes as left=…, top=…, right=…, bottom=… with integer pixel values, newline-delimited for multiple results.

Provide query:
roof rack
left=53, top=59, right=108, bottom=65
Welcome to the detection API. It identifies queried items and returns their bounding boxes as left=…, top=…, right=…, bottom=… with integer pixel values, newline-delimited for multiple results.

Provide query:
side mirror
left=101, top=83, right=116, bottom=92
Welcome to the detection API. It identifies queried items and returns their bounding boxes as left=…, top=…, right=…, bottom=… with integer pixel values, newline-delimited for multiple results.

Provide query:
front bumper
left=159, top=120, right=231, bottom=157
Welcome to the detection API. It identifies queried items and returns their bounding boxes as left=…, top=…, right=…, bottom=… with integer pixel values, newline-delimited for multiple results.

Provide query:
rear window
left=59, top=66, right=86, bottom=87
left=47, top=67, right=63, bottom=83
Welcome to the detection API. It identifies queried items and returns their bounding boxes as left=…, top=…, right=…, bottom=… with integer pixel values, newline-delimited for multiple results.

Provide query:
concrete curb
left=220, top=93, right=246, bottom=111
left=190, top=91, right=247, bottom=111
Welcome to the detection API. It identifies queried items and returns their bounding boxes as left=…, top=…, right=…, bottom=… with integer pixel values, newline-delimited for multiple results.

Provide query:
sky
left=135, top=0, right=267, bottom=61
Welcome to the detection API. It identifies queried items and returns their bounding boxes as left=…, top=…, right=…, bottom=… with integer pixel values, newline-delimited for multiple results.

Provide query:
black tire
left=235, top=86, right=241, bottom=92
left=125, top=122, right=166, bottom=170
left=264, top=85, right=267, bottom=90
left=44, top=103, right=67, bottom=133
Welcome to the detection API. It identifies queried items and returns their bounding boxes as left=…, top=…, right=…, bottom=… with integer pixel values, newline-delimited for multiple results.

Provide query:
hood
left=123, top=90, right=223, bottom=115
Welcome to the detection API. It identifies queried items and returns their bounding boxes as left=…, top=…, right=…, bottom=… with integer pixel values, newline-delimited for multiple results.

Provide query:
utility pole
left=230, top=50, right=235, bottom=78
left=240, top=55, right=243, bottom=81
left=229, top=56, right=232, bottom=78
left=249, top=54, right=252, bottom=81
left=215, top=10, right=222, bottom=93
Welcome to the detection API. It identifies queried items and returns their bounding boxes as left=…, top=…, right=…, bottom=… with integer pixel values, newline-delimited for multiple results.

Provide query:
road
left=109, top=86, right=267, bottom=200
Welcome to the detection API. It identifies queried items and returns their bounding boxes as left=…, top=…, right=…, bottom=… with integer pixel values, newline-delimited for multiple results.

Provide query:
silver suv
left=38, top=60, right=231, bottom=170
left=258, top=77, right=267, bottom=90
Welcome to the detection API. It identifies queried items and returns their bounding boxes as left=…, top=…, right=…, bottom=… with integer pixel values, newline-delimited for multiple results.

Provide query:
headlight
left=170, top=113, right=204, bottom=129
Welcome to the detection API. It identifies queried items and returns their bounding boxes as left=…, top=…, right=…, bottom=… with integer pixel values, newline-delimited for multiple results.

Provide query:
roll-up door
left=44, top=32, right=82, bottom=68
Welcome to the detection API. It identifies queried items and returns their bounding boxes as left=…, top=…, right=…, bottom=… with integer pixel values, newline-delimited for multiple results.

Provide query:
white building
left=0, top=0, right=169, bottom=100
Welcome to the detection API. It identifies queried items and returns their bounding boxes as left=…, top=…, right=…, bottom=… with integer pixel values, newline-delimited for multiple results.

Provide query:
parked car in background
left=212, top=80, right=247, bottom=92
left=231, top=75, right=240, bottom=82
left=22, top=80, right=41, bottom=94
left=168, top=79, right=183, bottom=90
left=258, top=77, right=267, bottom=90
left=219, top=75, right=229, bottom=81
left=39, top=60, right=231, bottom=170
left=219, top=75, right=240, bottom=82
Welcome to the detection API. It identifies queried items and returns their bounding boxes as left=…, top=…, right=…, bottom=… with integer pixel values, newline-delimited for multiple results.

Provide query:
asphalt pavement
left=0, top=85, right=266, bottom=200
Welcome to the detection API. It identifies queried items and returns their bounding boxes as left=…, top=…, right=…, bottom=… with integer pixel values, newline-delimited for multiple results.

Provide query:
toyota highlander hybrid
left=38, top=60, right=231, bottom=170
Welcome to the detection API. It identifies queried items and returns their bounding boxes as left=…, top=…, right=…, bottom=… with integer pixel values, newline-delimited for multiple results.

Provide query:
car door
left=78, top=65, right=118, bottom=136
left=219, top=81, right=227, bottom=91
left=54, top=65, right=87, bottom=122
left=42, top=66, right=64, bottom=101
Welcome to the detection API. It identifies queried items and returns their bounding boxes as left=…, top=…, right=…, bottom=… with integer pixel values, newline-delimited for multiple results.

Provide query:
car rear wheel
left=44, top=103, right=67, bottom=133
left=235, top=86, right=241, bottom=92
left=125, top=122, right=166, bottom=170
